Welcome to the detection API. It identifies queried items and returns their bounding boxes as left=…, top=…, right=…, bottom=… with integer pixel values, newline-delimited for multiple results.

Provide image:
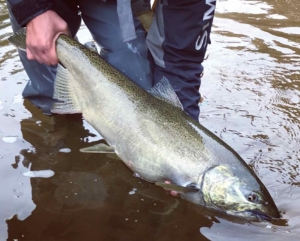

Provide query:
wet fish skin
left=9, top=30, right=280, bottom=220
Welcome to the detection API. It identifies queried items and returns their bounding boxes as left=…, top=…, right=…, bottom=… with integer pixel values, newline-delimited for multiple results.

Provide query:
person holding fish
left=7, top=0, right=282, bottom=220
left=6, top=0, right=216, bottom=121
left=7, top=0, right=216, bottom=197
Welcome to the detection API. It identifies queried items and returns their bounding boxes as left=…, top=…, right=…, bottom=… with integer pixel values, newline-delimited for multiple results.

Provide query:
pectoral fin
left=155, top=182, right=200, bottom=193
left=80, top=143, right=115, bottom=153
left=51, top=64, right=82, bottom=114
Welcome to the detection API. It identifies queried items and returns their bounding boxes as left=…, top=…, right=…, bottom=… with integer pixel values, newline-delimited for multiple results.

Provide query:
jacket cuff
left=11, top=0, right=54, bottom=27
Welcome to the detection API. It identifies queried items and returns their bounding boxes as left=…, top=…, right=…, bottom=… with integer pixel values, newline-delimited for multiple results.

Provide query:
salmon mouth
left=227, top=209, right=277, bottom=221
left=247, top=209, right=272, bottom=221
left=223, top=204, right=280, bottom=221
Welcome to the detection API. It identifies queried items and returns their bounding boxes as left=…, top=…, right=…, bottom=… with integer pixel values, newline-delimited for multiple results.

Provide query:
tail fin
left=8, top=28, right=27, bottom=51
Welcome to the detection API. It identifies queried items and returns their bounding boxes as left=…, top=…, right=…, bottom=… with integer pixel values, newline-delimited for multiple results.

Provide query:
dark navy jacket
left=7, top=0, right=78, bottom=27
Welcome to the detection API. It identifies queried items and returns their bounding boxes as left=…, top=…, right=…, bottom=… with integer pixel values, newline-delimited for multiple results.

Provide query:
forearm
left=7, top=0, right=54, bottom=27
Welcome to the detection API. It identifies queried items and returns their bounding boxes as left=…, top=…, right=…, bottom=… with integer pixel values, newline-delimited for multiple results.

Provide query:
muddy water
left=0, top=0, right=299, bottom=240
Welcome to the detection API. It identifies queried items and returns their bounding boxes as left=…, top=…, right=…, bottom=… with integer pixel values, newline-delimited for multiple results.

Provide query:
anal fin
left=80, top=143, right=115, bottom=153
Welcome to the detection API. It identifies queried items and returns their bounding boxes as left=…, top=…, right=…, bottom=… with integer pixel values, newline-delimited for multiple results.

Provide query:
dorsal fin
left=148, top=77, right=183, bottom=110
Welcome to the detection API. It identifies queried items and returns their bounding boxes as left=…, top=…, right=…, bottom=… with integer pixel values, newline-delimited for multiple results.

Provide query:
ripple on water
left=2, top=136, right=17, bottom=143
left=59, top=148, right=71, bottom=153
left=217, top=0, right=272, bottom=14
left=23, top=170, right=55, bottom=178
left=271, top=27, right=300, bottom=35
left=1, top=0, right=300, bottom=240
left=268, top=14, right=288, bottom=20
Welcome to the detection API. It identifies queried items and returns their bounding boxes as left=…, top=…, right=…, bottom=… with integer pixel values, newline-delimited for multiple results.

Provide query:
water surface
left=0, top=0, right=299, bottom=240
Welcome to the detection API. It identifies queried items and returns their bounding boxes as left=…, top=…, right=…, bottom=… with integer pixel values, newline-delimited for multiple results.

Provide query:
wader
left=7, top=0, right=216, bottom=121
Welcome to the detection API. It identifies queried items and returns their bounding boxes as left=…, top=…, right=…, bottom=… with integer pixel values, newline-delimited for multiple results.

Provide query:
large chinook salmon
left=9, top=29, right=280, bottom=220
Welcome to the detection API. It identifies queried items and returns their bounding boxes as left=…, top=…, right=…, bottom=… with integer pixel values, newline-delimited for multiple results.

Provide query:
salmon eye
left=247, top=193, right=257, bottom=202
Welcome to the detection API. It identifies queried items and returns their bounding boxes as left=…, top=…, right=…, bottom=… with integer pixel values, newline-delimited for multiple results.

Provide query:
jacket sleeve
left=7, top=0, right=54, bottom=27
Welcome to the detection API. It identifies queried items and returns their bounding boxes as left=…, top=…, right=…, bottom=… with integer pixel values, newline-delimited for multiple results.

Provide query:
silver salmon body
left=9, top=30, right=280, bottom=220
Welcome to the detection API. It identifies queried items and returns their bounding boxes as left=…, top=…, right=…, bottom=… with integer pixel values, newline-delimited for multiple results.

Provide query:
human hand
left=26, top=10, right=70, bottom=66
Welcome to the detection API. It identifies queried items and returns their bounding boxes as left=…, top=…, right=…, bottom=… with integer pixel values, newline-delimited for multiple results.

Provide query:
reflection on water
left=5, top=100, right=215, bottom=241
left=0, top=0, right=300, bottom=240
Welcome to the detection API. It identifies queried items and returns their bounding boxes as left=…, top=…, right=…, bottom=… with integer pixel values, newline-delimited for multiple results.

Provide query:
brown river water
left=0, top=0, right=300, bottom=240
